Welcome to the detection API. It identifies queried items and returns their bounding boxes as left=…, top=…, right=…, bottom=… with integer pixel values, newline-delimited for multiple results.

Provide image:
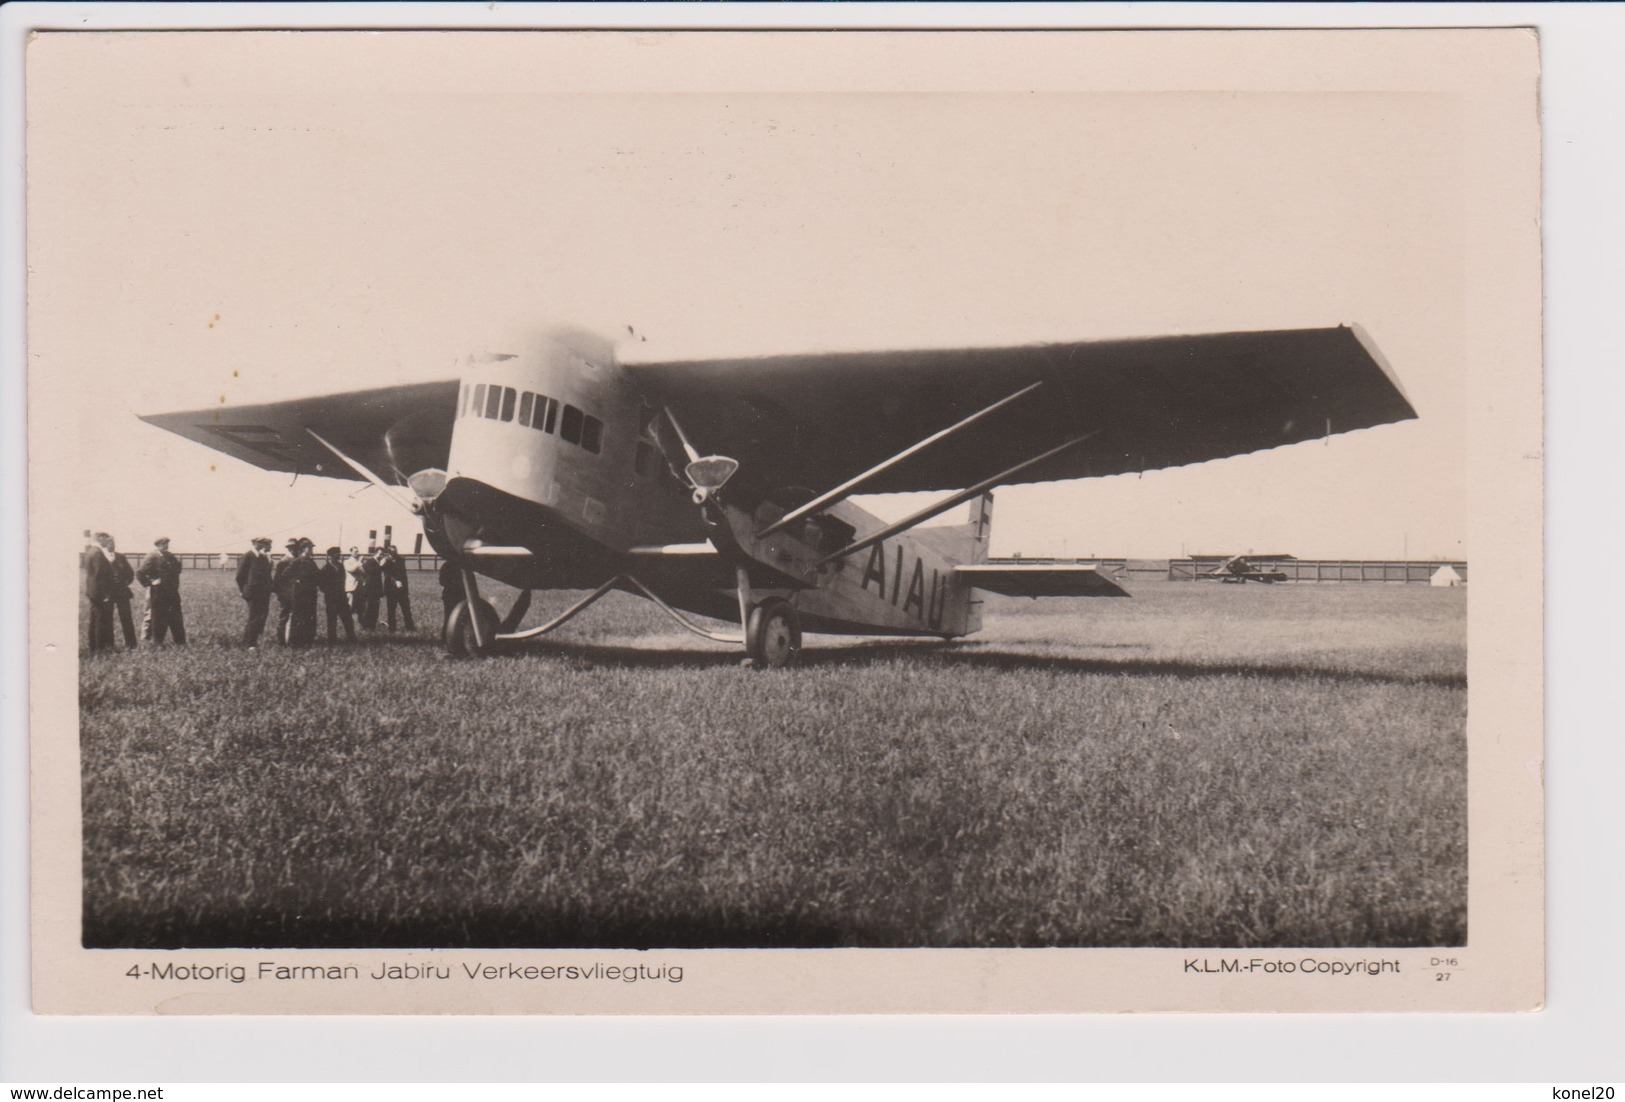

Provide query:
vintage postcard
left=26, top=28, right=1541, bottom=1014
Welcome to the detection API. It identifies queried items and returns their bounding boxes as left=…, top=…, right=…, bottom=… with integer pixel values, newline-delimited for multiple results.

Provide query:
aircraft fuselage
left=426, top=328, right=983, bottom=638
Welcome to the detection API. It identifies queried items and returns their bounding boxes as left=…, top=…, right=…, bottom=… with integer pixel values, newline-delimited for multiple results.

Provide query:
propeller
left=383, top=407, right=453, bottom=486
left=407, top=468, right=448, bottom=504
left=651, top=408, right=740, bottom=506
left=684, top=455, right=740, bottom=505
left=304, top=428, right=423, bottom=516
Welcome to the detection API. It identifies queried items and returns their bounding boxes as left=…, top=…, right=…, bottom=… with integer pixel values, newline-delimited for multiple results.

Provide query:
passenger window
left=581, top=415, right=603, bottom=454
left=500, top=387, right=517, bottom=423
left=518, top=391, right=534, bottom=427
left=561, top=404, right=583, bottom=446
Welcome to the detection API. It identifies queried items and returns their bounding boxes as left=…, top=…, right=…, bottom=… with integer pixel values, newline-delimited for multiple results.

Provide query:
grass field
left=80, top=569, right=1466, bottom=949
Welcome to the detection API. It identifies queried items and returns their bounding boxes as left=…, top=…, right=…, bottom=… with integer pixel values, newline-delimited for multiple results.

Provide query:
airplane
left=1194, top=554, right=1294, bottom=584
left=141, top=324, right=1417, bottom=667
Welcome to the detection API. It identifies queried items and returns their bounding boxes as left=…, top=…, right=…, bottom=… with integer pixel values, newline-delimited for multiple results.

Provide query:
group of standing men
left=237, top=538, right=415, bottom=648
left=83, top=533, right=185, bottom=651
left=83, top=533, right=418, bottom=652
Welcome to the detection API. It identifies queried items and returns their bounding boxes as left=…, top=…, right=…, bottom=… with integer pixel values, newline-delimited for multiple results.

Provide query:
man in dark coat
left=271, top=540, right=296, bottom=641
left=235, top=536, right=274, bottom=647
left=135, top=536, right=186, bottom=644
left=381, top=544, right=416, bottom=633
left=319, top=546, right=356, bottom=643
left=83, top=534, right=116, bottom=652
left=357, top=547, right=383, bottom=631
left=273, top=537, right=321, bottom=646
left=101, top=534, right=139, bottom=648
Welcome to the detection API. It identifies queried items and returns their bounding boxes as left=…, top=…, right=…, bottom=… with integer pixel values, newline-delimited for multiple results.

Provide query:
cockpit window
left=474, top=387, right=601, bottom=454
left=560, top=404, right=584, bottom=446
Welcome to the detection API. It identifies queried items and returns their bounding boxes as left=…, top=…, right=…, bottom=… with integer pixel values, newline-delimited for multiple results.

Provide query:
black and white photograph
left=25, top=27, right=1541, bottom=1015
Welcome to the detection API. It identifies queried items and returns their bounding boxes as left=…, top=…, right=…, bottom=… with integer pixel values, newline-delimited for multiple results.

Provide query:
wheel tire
left=444, top=598, right=500, bottom=658
left=746, top=599, right=802, bottom=670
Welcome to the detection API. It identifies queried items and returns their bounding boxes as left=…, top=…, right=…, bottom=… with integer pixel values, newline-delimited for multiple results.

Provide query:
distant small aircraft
left=143, top=324, right=1415, bottom=666
left=1196, top=554, right=1293, bottom=584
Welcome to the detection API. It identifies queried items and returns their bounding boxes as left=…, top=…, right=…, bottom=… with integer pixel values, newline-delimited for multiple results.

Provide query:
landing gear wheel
left=444, top=598, right=501, bottom=658
left=746, top=599, right=801, bottom=670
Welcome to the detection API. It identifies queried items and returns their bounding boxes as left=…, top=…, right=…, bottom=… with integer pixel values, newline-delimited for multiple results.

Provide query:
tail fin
left=968, top=491, right=994, bottom=564
left=912, top=491, right=995, bottom=565
left=901, top=492, right=995, bottom=637
left=963, top=492, right=994, bottom=634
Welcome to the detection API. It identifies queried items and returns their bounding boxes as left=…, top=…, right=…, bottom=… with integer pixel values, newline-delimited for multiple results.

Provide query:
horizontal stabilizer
left=954, top=563, right=1130, bottom=598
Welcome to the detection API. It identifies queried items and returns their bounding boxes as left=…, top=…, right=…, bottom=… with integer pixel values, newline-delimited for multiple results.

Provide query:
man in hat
left=235, top=536, right=274, bottom=647
left=273, top=537, right=322, bottom=646
left=100, top=533, right=139, bottom=649
left=83, top=532, right=116, bottom=652
left=318, top=546, right=356, bottom=643
left=271, top=539, right=298, bottom=642
left=380, top=544, right=416, bottom=633
left=357, top=546, right=384, bottom=631
left=344, top=546, right=365, bottom=617
left=135, top=536, right=185, bottom=644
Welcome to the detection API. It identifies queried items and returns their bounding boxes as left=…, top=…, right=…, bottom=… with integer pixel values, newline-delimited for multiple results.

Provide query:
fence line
left=115, top=552, right=446, bottom=573
left=1166, top=559, right=1468, bottom=584
left=987, top=557, right=1468, bottom=584
left=115, top=552, right=1469, bottom=584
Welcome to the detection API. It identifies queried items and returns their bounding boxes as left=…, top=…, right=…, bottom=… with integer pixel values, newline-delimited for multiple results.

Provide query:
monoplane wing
left=624, top=325, right=1415, bottom=496
left=139, top=381, right=459, bottom=483
left=954, top=563, right=1130, bottom=598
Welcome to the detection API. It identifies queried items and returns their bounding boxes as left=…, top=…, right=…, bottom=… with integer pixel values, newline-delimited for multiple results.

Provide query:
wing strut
left=756, top=381, right=1045, bottom=538
left=304, top=429, right=419, bottom=514
left=662, top=408, right=702, bottom=465
left=813, top=432, right=1099, bottom=569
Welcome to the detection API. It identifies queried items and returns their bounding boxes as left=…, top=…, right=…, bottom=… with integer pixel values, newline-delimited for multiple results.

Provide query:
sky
left=28, top=31, right=1474, bottom=560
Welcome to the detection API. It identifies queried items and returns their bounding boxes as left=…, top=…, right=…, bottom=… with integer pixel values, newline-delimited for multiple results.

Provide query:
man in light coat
left=135, top=537, right=185, bottom=644
left=344, top=547, right=365, bottom=616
